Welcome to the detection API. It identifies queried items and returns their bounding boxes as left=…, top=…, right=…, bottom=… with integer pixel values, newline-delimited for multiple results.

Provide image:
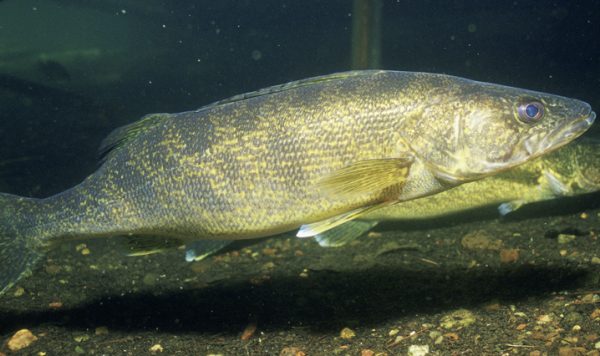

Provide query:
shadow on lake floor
left=0, top=264, right=589, bottom=334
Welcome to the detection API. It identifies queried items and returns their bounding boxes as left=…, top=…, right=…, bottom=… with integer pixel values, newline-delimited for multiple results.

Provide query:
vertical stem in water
left=351, top=0, right=383, bottom=70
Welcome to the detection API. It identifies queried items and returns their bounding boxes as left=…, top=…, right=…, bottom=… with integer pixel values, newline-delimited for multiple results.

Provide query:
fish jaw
left=522, top=107, right=596, bottom=159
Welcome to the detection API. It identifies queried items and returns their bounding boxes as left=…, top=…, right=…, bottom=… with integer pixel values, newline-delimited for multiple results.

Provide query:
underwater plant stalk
left=351, top=0, right=383, bottom=69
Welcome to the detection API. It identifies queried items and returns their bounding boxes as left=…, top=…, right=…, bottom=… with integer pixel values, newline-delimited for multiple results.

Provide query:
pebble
left=45, top=264, right=61, bottom=275
left=280, top=347, right=306, bottom=356
left=499, top=249, right=519, bottom=263
left=444, top=332, right=460, bottom=341
left=562, top=311, right=583, bottom=327
left=557, top=234, right=576, bottom=244
left=149, top=344, right=163, bottom=353
left=440, top=309, right=476, bottom=329
left=360, top=350, right=375, bottom=356
left=7, top=329, right=38, bottom=351
left=262, top=247, right=277, bottom=256
left=95, top=326, right=109, bottom=335
left=299, top=269, right=309, bottom=278
left=558, top=347, right=587, bottom=356
left=261, top=261, right=276, bottom=270
left=73, top=334, right=89, bottom=342
left=13, top=286, right=25, bottom=297
left=49, top=301, right=63, bottom=309
left=582, top=294, right=600, bottom=304
left=536, top=314, right=553, bottom=325
left=591, top=257, right=600, bottom=265
left=340, top=327, right=356, bottom=339
left=143, top=273, right=159, bottom=286
left=461, top=230, right=502, bottom=251
left=595, top=341, right=600, bottom=349
left=407, top=344, right=429, bottom=356
left=560, top=249, right=568, bottom=256
left=240, top=322, right=257, bottom=340
left=429, top=330, right=443, bottom=344
left=483, top=302, right=501, bottom=311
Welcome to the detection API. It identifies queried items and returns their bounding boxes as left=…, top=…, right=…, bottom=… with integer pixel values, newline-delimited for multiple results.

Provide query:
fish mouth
left=524, top=107, right=596, bottom=158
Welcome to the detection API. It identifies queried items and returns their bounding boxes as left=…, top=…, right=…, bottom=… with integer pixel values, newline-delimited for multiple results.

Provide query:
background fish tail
left=0, top=193, right=48, bottom=295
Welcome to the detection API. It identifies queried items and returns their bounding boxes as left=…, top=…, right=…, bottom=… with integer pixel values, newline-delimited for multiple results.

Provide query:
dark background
left=0, top=0, right=598, bottom=196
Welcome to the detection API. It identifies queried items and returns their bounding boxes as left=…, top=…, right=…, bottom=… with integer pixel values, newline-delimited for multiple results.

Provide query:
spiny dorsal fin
left=196, top=70, right=383, bottom=112
left=98, top=113, right=171, bottom=162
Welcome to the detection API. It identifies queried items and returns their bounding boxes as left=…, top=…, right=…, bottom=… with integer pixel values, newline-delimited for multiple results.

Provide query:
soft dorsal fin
left=98, top=113, right=171, bottom=162
left=196, top=70, right=383, bottom=112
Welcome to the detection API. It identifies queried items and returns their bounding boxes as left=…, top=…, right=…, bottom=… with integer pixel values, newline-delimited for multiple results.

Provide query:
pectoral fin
left=298, top=157, right=411, bottom=238
left=316, top=157, right=413, bottom=197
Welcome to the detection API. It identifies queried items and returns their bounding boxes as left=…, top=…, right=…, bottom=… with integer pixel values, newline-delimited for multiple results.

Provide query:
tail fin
left=0, top=193, right=46, bottom=295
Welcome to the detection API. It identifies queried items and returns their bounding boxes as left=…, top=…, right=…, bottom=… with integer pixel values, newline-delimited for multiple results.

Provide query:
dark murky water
left=0, top=1, right=599, bottom=354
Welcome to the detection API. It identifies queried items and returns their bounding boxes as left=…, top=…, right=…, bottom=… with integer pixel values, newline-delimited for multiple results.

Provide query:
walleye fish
left=313, top=140, right=600, bottom=247
left=0, top=70, right=595, bottom=294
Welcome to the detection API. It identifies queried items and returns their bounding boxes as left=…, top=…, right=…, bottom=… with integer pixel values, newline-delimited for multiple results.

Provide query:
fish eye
left=517, top=101, right=545, bottom=123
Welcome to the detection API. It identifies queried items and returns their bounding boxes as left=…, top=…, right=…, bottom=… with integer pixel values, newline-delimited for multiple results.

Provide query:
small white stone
left=407, top=344, right=430, bottom=356
left=149, top=344, right=163, bottom=353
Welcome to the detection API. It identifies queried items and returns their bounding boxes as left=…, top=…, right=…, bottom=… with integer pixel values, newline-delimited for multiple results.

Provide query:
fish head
left=404, top=75, right=596, bottom=183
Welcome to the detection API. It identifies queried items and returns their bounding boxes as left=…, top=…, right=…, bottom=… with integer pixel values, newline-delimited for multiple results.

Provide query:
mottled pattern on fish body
left=35, top=72, right=411, bottom=241
left=12, top=71, right=596, bottom=245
